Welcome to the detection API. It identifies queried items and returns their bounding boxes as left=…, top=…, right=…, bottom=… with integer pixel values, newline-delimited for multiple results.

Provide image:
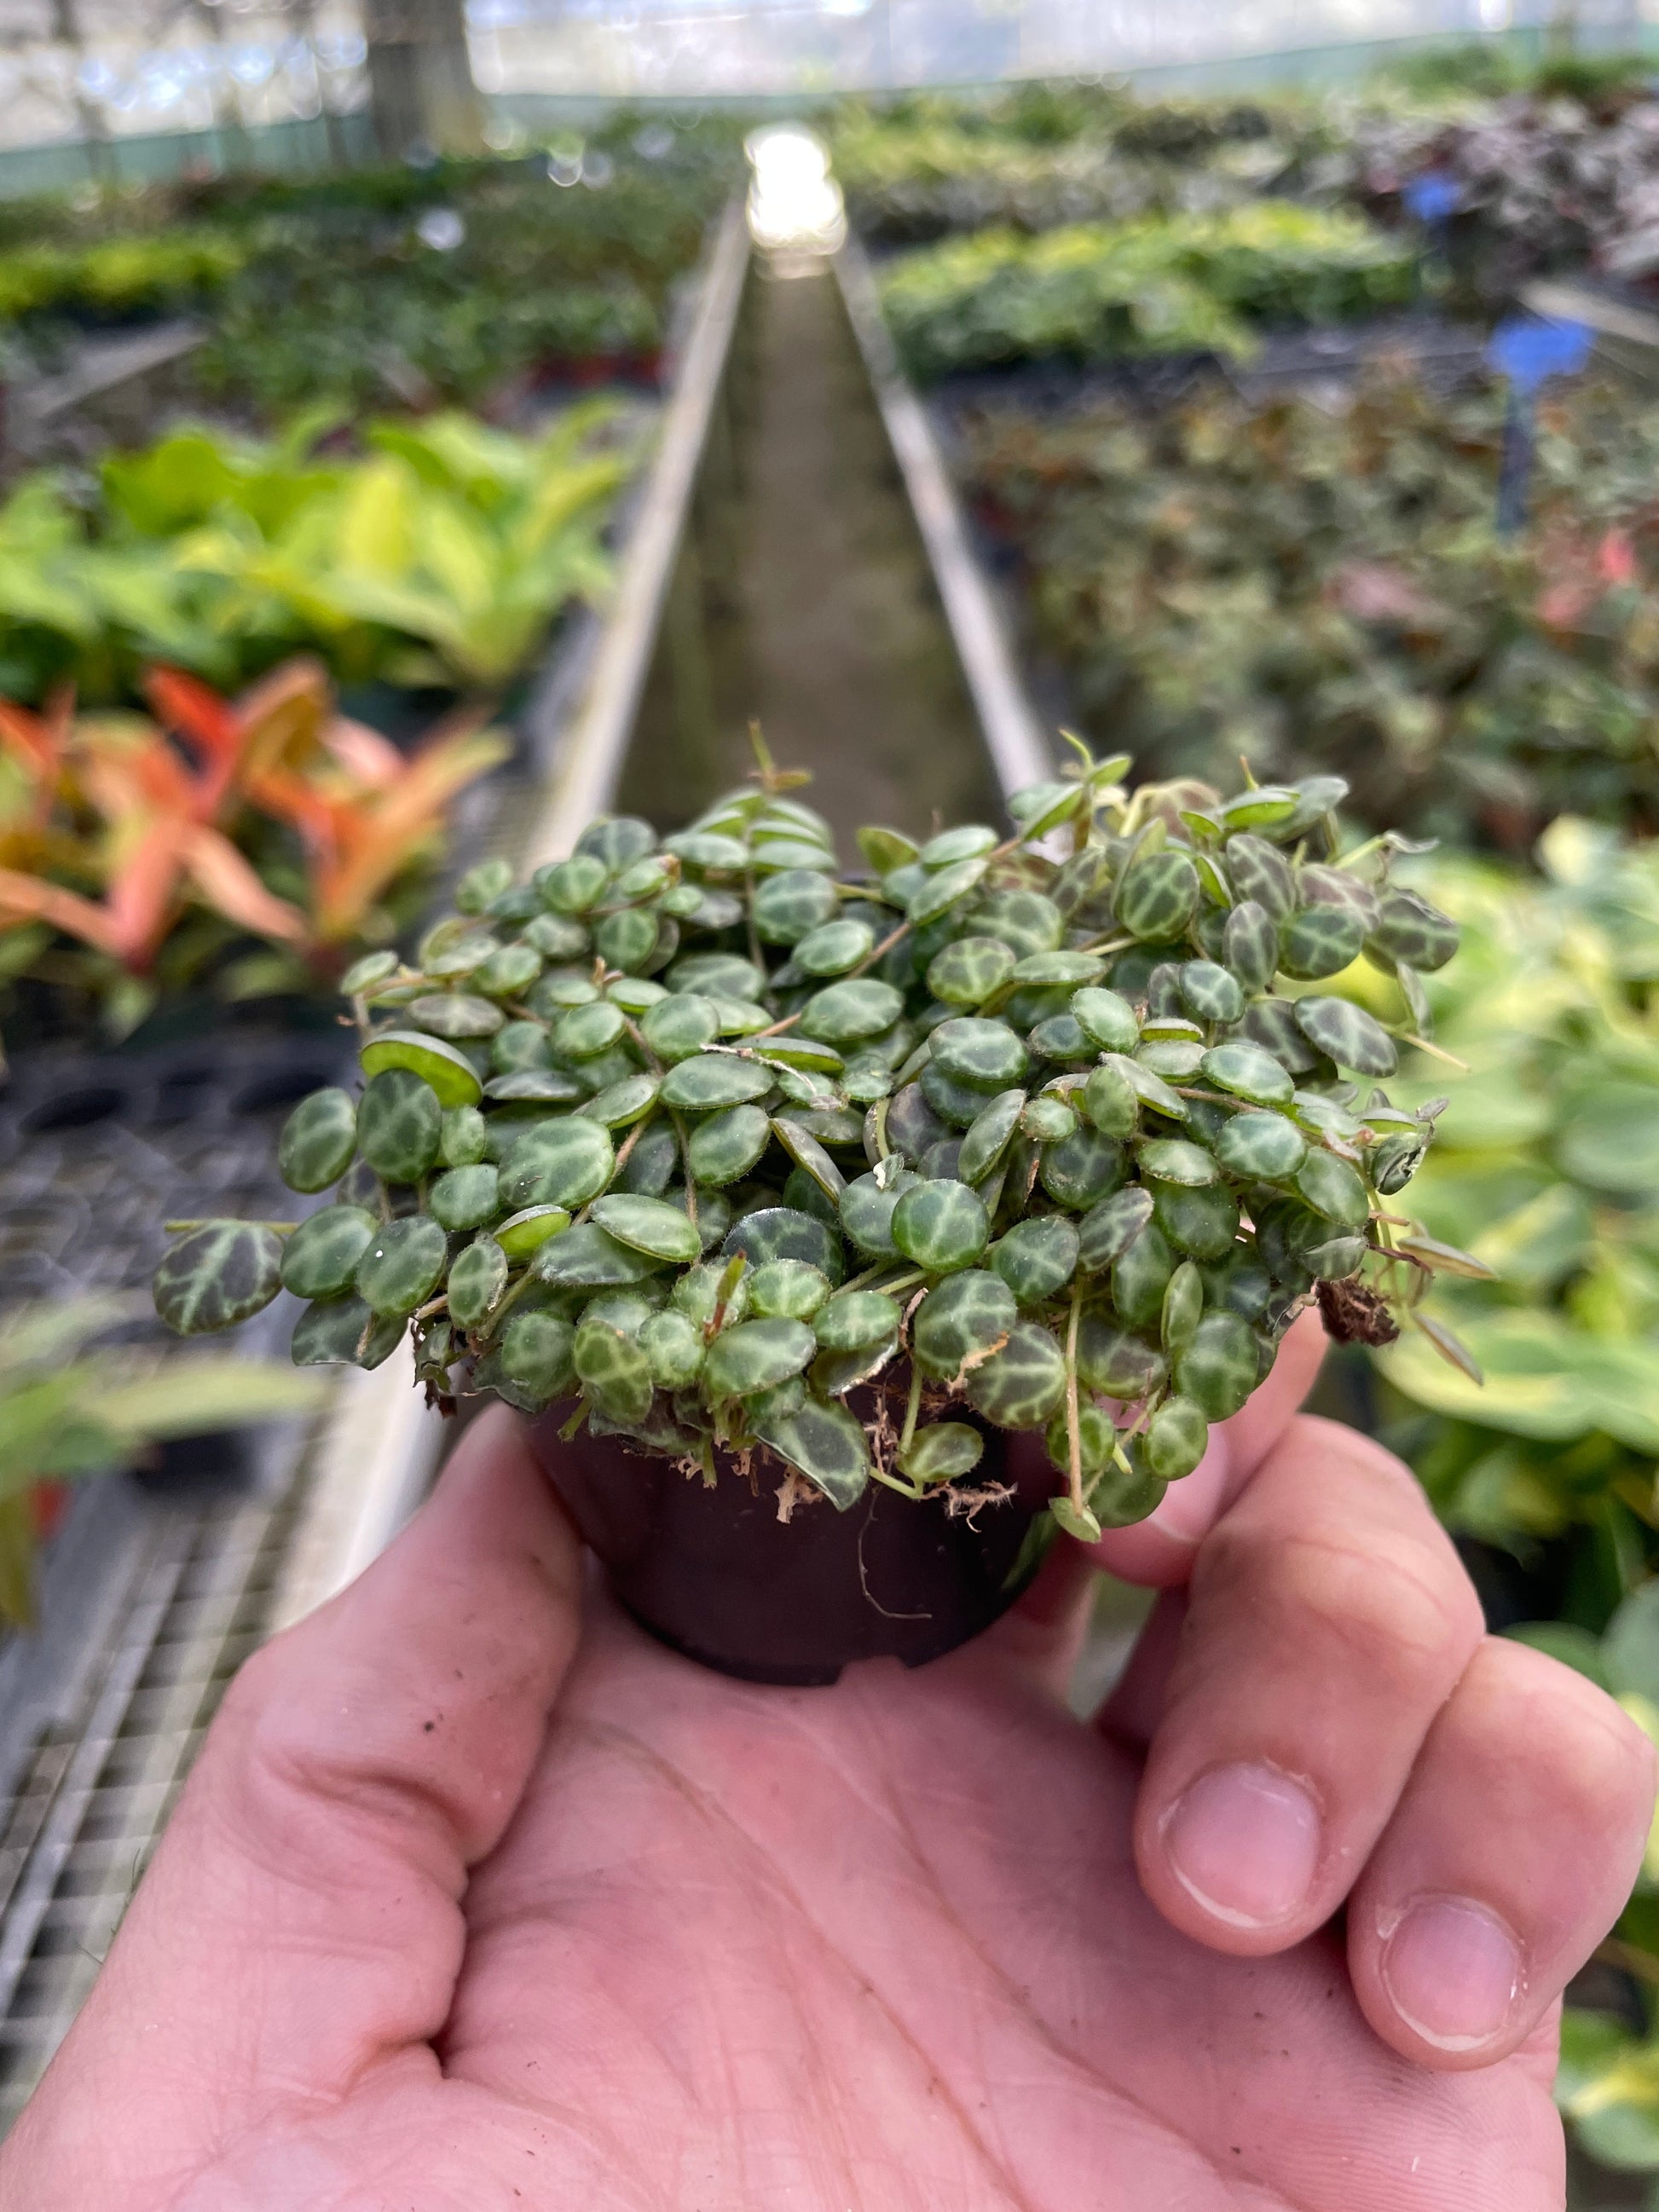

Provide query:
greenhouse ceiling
left=0, top=0, right=1642, bottom=149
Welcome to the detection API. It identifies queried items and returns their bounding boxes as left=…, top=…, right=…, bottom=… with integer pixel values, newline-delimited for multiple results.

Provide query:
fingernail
left=1380, top=1896, right=1523, bottom=2053
left=1162, top=1762, right=1321, bottom=1928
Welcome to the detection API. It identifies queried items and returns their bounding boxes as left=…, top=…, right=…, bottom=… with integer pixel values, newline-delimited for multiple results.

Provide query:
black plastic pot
left=525, top=1407, right=1055, bottom=1686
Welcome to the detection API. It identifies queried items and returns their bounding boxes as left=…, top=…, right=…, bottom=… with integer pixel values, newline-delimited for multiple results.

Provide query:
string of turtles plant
left=152, top=738, right=1477, bottom=1545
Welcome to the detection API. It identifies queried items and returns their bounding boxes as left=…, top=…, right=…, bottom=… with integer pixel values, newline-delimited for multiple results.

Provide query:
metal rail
left=519, top=199, right=753, bottom=869
left=833, top=236, right=1050, bottom=806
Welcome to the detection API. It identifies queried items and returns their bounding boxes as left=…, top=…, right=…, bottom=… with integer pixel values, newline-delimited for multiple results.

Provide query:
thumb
left=3, top=1405, right=581, bottom=2205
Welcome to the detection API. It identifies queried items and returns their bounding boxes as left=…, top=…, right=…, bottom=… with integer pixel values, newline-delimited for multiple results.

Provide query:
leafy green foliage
left=0, top=407, right=630, bottom=707
left=152, top=745, right=1460, bottom=1532
left=960, top=367, right=1659, bottom=846
left=0, top=1297, right=319, bottom=1626
left=879, top=203, right=1417, bottom=382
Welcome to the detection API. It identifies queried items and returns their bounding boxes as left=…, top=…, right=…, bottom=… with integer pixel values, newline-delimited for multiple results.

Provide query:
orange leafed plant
left=0, top=655, right=506, bottom=1007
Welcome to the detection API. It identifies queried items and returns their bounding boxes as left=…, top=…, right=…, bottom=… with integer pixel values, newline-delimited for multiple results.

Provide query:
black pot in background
left=525, top=1407, right=1055, bottom=1687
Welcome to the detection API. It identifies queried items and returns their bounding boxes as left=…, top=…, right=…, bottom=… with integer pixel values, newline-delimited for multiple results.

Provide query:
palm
left=8, top=1372, right=1631, bottom=2212
left=343, top=1610, right=1556, bottom=2212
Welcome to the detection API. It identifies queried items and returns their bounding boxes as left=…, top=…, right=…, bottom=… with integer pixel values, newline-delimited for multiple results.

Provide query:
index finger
left=1089, top=1304, right=1330, bottom=1587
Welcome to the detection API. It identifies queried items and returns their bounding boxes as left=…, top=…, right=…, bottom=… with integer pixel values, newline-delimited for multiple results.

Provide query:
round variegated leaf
left=921, top=823, right=998, bottom=869
left=640, top=992, right=720, bottom=1063
left=355, top=1216, right=447, bottom=1317
left=1039, top=1127, right=1124, bottom=1210
left=1077, top=1185, right=1153, bottom=1273
left=1113, top=1053, right=1188, bottom=1123
left=1043, top=1400, right=1119, bottom=1483
left=1292, top=996, right=1399, bottom=1077
left=958, top=1088, right=1026, bottom=1184
left=1367, top=887, right=1459, bottom=973
left=1112, top=1220, right=1174, bottom=1327
left=592, top=1194, right=702, bottom=1264
left=1020, top=1095, right=1078, bottom=1146
left=754, top=1395, right=871, bottom=1510
left=1152, top=1180, right=1240, bottom=1261
left=499, top=1117, right=615, bottom=1212
left=440, top=1105, right=488, bottom=1167
left=359, top=1030, right=481, bottom=1108
left=1295, top=1147, right=1372, bottom=1228
left=799, top=979, right=904, bottom=1046
left=1173, top=1310, right=1259, bottom=1420
left=1117, top=848, right=1199, bottom=942
left=280, top=1204, right=377, bottom=1301
left=928, top=936, right=1017, bottom=1008
left=575, top=1319, right=653, bottom=1423
left=974, top=887, right=1065, bottom=958
left=279, top=1088, right=358, bottom=1194
left=523, top=913, right=589, bottom=960
left=1160, top=1259, right=1204, bottom=1353
left=668, top=950, right=766, bottom=1002
left=429, top=1165, right=500, bottom=1232
left=495, top=1313, right=575, bottom=1406
left=1138, top=1138, right=1217, bottom=1188
left=491, top=1021, right=552, bottom=1074
left=921, top=1060, right=1002, bottom=1129
left=901, top=1423, right=984, bottom=1485
left=155, top=1221, right=283, bottom=1336
left=1278, top=905, right=1365, bottom=982
left=554, top=1000, right=626, bottom=1061
left=795, top=919, right=875, bottom=976
left=724, top=1206, right=845, bottom=1283
left=913, top=1269, right=1018, bottom=1377
left=749, top=1259, right=830, bottom=1320
left=963, top=1321, right=1067, bottom=1429
left=341, top=950, right=400, bottom=996
left=1176, top=961, right=1243, bottom=1026
left=592, top=908, right=660, bottom=975
left=1298, top=864, right=1379, bottom=933
left=357, top=1069, right=442, bottom=1184
left=1222, top=899, right=1278, bottom=992
left=814, top=1291, right=901, bottom=1352
left=1027, top=1014, right=1091, bottom=1063
left=908, top=855, right=989, bottom=927
left=753, top=868, right=839, bottom=945
left=640, top=1310, right=703, bottom=1389
left=1241, top=998, right=1325, bottom=1077
left=1215, top=1110, right=1307, bottom=1181
left=703, top=1317, right=817, bottom=1401
left=1082, top=1060, right=1138, bottom=1139
left=1077, top=1314, right=1166, bottom=1400
left=991, top=1216, right=1078, bottom=1306
left=839, top=1169, right=912, bottom=1256
left=1070, top=986, right=1138, bottom=1053
left=408, top=991, right=504, bottom=1040
left=931, top=1017, right=1029, bottom=1091
left=1011, top=950, right=1104, bottom=988
left=1369, top=1129, right=1426, bottom=1196
left=686, top=1103, right=771, bottom=1186
left=772, top=1116, right=847, bottom=1200
left=892, top=1179, right=989, bottom=1272
left=292, top=1295, right=403, bottom=1370
left=534, top=1223, right=664, bottom=1289
left=579, top=1074, right=661, bottom=1129
left=1146, top=1395, right=1208, bottom=1480
left=1223, top=834, right=1295, bottom=919
left=1199, top=1038, right=1294, bottom=1108
left=540, top=853, right=609, bottom=913
left=448, top=1237, right=508, bottom=1326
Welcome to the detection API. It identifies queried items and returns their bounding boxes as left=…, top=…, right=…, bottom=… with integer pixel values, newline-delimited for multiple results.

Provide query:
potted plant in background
left=152, top=741, right=1469, bottom=1683
left=0, top=655, right=505, bottom=1059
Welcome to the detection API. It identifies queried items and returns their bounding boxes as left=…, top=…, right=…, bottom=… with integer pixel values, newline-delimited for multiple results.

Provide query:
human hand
left=3, top=1317, right=1650, bottom=2211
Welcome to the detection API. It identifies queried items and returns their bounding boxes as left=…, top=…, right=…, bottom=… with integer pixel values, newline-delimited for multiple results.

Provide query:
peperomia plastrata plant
left=153, top=742, right=1474, bottom=1544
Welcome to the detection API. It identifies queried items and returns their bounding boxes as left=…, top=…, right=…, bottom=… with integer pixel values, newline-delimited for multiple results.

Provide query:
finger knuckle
left=1198, top=1519, right=1480, bottom=1695
left=1474, top=1641, right=1659, bottom=1828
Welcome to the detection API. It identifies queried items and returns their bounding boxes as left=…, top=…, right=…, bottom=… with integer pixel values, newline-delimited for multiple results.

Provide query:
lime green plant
left=0, top=405, right=633, bottom=705
left=152, top=745, right=1465, bottom=1544
left=878, top=203, right=1418, bottom=381
left=0, top=1297, right=321, bottom=1626
left=1352, top=822, right=1659, bottom=1568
